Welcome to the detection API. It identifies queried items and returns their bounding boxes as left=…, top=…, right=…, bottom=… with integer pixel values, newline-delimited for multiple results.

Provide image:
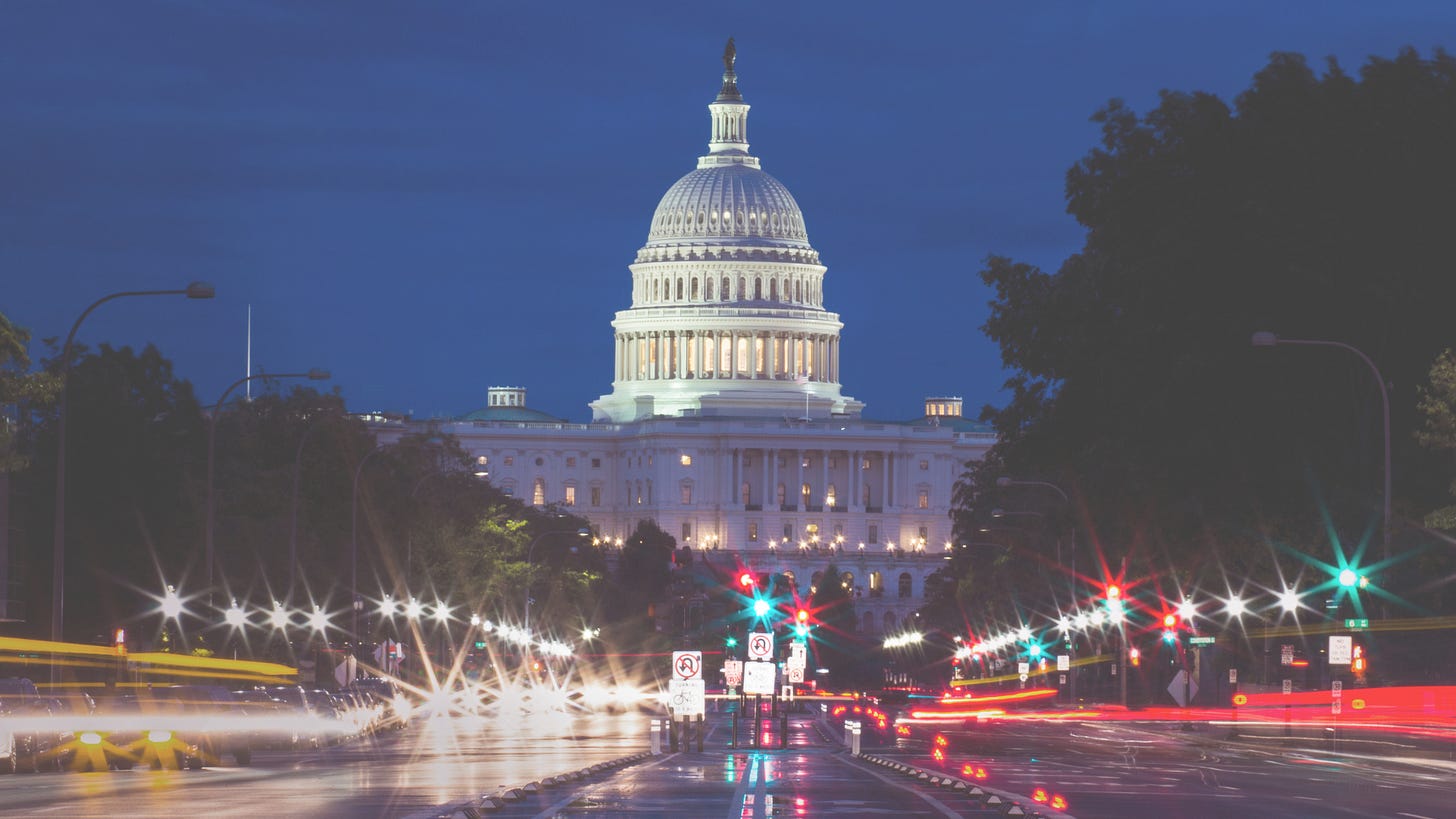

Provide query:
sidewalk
left=422, top=713, right=1073, bottom=818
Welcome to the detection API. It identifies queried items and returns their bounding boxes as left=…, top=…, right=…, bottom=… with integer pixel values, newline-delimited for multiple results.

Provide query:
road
left=0, top=710, right=647, bottom=818
left=880, top=716, right=1456, bottom=818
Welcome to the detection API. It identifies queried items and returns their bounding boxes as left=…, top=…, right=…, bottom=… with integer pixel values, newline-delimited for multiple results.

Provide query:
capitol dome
left=645, top=163, right=811, bottom=250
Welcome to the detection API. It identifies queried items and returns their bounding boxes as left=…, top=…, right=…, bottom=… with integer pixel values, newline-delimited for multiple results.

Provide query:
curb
left=432, top=751, right=655, bottom=818
left=856, top=753, right=1076, bottom=819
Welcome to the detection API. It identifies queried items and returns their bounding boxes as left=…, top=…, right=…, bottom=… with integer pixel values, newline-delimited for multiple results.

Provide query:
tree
left=808, top=562, right=863, bottom=685
left=0, top=312, right=59, bottom=472
left=1416, top=349, right=1456, bottom=529
left=610, top=519, right=675, bottom=628
left=944, top=48, right=1456, bottom=632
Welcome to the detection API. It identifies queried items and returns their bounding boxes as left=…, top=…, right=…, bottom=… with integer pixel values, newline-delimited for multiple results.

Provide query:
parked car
left=343, top=677, right=412, bottom=730
left=148, top=686, right=252, bottom=766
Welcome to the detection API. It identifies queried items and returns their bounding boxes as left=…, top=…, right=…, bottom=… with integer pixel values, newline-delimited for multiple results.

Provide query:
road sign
left=1056, top=654, right=1070, bottom=672
left=1329, top=635, right=1353, bottom=665
left=1228, top=668, right=1238, bottom=684
left=1331, top=700, right=1342, bottom=715
left=748, top=631, right=774, bottom=661
left=1282, top=679, right=1292, bottom=695
left=789, top=641, right=807, bottom=669
left=672, top=650, right=703, bottom=681
left=1189, top=636, right=1216, bottom=646
left=743, top=660, right=776, bottom=695
left=668, top=679, right=705, bottom=716
left=1017, top=661, right=1030, bottom=676
left=1280, top=644, right=1294, bottom=666
left=1167, top=669, right=1200, bottom=707
left=787, top=665, right=804, bottom=683
left=723, top=659, right=743, bottom=687
left=1343, top=618, right=1370, bottom=630
left=1331, top=680, right=1343, bottom=697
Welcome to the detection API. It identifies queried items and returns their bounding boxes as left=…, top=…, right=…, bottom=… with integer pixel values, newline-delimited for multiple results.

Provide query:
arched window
left=883, top=611, right=897, bottom=632
left=898, top=572, right=912, bottom=599
left=825, top=483, right=837, bottom=508
left=782, top=570, right=796, bottom=591
left=722, top=276, right=730, bottom=301
left=676, top=278, right=684, bottom=300
left=776, top=483, right=786, bottom=505
left=868, top=571, right=883, bottom=597
left=705, top=278, right=714, bottom=300
left=770, top=279, right=778, bottom=301
left=738, top=277, right=747, bottom=301
left=754, top=277, right=762, bottom=299
left=652, top=279, right=659, bottom=301
left=862, top=483, right=872, bottom=506
left=795, top=280, right=802, bottom=302
left=801, top=482, right=811, bottom=505
left=692, top=278, right=699, bottom=300
left=680, top=480, right=693, bottom=505
left=741, top=482, right=751, bottom=505
left=532, top=478, right=546, bottom=506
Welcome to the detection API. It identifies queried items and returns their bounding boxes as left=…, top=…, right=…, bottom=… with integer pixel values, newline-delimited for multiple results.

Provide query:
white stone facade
left=373, top=49, right=993, bottom=633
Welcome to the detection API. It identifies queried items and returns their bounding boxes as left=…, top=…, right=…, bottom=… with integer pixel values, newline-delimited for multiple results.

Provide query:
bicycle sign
left=672, top=650, right=703, bottom=681
left=748, top=632, right=773, bottom=661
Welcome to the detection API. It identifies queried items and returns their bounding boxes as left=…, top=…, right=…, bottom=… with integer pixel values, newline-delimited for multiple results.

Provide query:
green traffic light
left=725, top=636, right=738, bottom=647
left=752, top=599, right=770, bottom=617
left=794, top=624, right=810, bottom=638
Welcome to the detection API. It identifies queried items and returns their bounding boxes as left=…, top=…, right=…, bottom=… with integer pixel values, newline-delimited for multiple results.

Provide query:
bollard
left=850, top=723, right=861, bottom=756
left=696, top=713, right=705, bottom=752
left=780, top=711, right=789, bottom=748
left=731, top=709, right=738, bottom=749
left=649, top=718, right=662, bottom=755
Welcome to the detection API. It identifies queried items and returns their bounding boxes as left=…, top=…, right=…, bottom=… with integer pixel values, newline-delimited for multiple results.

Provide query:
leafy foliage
left=942, top=48, right=1456, bottom=633
left=1416, top=349, right=1456, bottom=528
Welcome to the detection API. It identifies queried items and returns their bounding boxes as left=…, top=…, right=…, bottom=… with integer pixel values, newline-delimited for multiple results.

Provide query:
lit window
left=681, top=483, right=693, bottom=504
left=918, top=489, right=929, bottom=509
left=476, top=455, right=488, bottom=466
left=532, top=479, right=545, bottom=506
left=564, top=485, right=576, bottom=506
left=783, top=523, right=793, bottom=540
left=826, top=484, right=837, bottom=507
left=680, top=454, right=692, bottom=466
left=861, top=458, right=870, bottom=470
left=682, top=522, right=692, bottom=541
left=748, top=522, right=758, bottom=542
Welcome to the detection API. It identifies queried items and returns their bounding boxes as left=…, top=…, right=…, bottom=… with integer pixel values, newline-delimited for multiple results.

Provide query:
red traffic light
left=1162, top=613, right=1177, bottom=628
left=738, top=572, right=755, bottom=589
left=1106, top=585, right=1121, bottom=600
left=796, top=608, right=810, bottom=624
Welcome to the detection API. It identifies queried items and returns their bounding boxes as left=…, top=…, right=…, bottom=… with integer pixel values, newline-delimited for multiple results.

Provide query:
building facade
left=376, top=49, right=993, bottom=634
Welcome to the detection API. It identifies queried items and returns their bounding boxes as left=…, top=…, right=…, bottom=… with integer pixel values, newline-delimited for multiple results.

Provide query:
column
left=795, top=449, right=804, bottom=511
left=820, top=451, right=828, bottom=507
left=768, top=448, right=778, bottom=510
left=878, top=451, right=887, bottom=509
left=850, top=450, right=860, bottom=508
left=729, top=331, right=738, bottom=378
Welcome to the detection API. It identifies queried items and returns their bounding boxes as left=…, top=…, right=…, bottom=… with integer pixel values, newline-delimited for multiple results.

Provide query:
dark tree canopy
left=951, top=48, right=1456, bottom=632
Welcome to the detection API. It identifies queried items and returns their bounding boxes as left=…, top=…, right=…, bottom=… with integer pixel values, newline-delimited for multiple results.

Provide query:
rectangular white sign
left=668, top=679, right=705, bottom=716
left=1329, top=635, right=1353, bottom=665
left=723, top=659, right=743, bottom=686
left=1017, top=661, right=1030, bottom=676
left=747, top=632, right=774, bottom=661
left=1056, top=654, right=1070, bottom=672
left=672, top=650, right=703, bottom=681
left=743, top=660, right=776, bottom=695
left=788, top=642, right=807, bottom=670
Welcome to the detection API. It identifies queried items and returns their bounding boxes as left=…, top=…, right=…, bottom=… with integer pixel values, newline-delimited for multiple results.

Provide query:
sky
left=4, top=2, right=1454, bottom=423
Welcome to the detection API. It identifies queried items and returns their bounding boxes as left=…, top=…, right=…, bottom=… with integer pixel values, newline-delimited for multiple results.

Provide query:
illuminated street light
left=309, top=605, right=329, bottom=632
left=1338, top=569, right=1358, bottom=588
left=161, top=585, right=183, bottom=620
left=433, top=602, right=451, bottom=624
left=1224, top=595, right=1247, bottom=618
left=269, top=600, right=290, bottom=630
left=470, top=613, right=482, bottom=627
left=224, top=599, right=246, bottom=628
left=405, top=597, right=424, bottom=620
left=1176, top=599, right=1197, bottom=621
left=1278, top=587, right=1300, bottom=613
left=378, top=595, right=397, bottom=617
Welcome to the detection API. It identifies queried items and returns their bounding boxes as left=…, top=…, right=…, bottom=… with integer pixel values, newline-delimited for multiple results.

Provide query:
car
left=343, top=677, right=412, bottom=730
left=148, top=686, right=253, bottom=766
left=230, top=689, right=304, bottom=751
left=0, top=695, right=61, bottom=774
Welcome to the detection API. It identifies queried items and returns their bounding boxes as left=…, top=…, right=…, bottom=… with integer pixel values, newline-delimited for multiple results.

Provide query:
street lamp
left=1252, top=331, right=1391, bottom=565
left=207, top=368, right=330, bottom=603
left=50, top=282, right=214, bottom=665
left=996, top=477, right=1078, bottom=702
left=523, top=528, right=591, bottom=636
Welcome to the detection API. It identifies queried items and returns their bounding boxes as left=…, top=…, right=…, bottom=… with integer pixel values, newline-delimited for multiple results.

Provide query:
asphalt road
left=880, top=717, right=1456, bottom=819
left=0, top=710, right=648, bottom=818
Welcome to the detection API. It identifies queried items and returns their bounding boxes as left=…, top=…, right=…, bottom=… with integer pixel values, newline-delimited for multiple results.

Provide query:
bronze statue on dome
left=723, top=37, right=736, bottom=73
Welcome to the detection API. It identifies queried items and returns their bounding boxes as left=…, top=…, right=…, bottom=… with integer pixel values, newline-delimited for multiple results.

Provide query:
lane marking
left=531, top=754, right=679, bottom=819
left=831, top=756, right=961, bottom=819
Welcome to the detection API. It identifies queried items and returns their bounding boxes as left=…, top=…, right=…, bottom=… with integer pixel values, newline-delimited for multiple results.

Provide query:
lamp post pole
left=1252, top=332, right=1391, bottom=566
left=522, top=528, right=590, bottom=637
left=206, top=369, right=329, bottom=604
left=996, top=477, right=1077, bottom=704
left=50, top=282, right=214, bottom=674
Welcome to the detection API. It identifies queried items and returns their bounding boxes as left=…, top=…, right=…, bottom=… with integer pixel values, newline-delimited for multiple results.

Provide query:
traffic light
left=796, top=608, right=810, bottom=624
left=739, top=571, right=755, bottom=589
left=1106, top=585, right=1121, bottom=601
left=1352, top=644, right=1366, bottom=674
left=1162, top=613, right=1177, bottom=629
left=752, top=599, right=770, bottom=617
left=1128, top=647, right=1141, bottom=667
left=725, top=635, right=738, bottom=648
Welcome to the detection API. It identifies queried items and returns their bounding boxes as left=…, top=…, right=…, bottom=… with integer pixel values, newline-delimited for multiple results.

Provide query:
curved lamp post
left=206, top=369, right=329, bottom=603
left=1252, top=331, right=1391, bottom=565
left=995, top=477, right=1079, bottom=703
left=50, top=282, right=214, bottom=668
left=523, top=528, right=591, bottom=637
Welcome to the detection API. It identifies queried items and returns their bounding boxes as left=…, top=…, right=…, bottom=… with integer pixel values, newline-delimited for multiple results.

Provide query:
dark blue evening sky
left=4, top=2, right=1453, bottom=422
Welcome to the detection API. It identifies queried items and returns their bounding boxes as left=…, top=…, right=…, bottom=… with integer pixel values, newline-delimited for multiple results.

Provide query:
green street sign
left=1188, top=636, right=1216, bottom=646
left=1343, top=618, right=1370, bottom=630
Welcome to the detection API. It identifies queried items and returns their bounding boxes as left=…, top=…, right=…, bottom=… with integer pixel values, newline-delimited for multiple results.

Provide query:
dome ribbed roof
left=459, top=405, right=563, bottom=423
left=645, top=163, right=811, bottom=250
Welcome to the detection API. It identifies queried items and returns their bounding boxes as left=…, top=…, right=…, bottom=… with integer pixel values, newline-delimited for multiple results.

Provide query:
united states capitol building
left=378, top=46, right=993, bottom=634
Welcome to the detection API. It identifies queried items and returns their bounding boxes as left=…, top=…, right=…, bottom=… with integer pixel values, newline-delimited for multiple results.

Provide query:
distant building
left=376, top=49, right=992, bottom=634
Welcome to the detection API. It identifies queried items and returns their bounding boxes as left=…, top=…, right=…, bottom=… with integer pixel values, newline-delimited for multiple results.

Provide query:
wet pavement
left=419, top=712, right=1062, bottom=818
